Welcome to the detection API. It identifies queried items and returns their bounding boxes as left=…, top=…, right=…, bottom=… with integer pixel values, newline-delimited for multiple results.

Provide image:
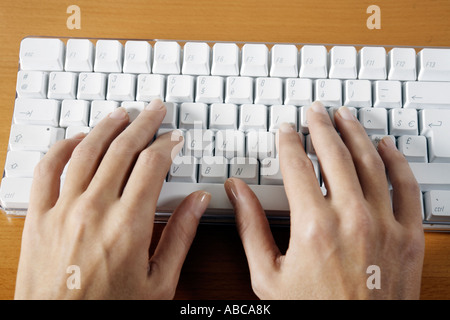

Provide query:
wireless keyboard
left=1, top=37, right=450, bottom=231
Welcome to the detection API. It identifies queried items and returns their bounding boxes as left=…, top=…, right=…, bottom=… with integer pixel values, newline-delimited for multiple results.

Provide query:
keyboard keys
left=229, top=157, right=259, bottom=184
left=358, top=107, right=388, bottom=135
left=209, top=103, right=238, bottom=130
left=424, top=190, right=450, bottom=222
left=9, top=124, right=64, bottom=152
left=65, top=39, right=95, bottom=72
left=48, top=72, right=78, bottom=100
left=239, top=104, right=267, bottom=131
left=373, top=80, right=402, bottom=109
left=343, top=80, right=372, bottom=108
left=299, top=45, right=327, bottom=79
left=269, top=104, right=297, bottom=132
left=20, top=38, right=65, bottom=71
left=225, top=77, right=253, bottom=104
left=94, top=40, right=123, bottom=73
left=410, top=163, right=450, bottom=191
left=16, top=71, right=48, bottom=99
left=241, top=44, right=269, bottom=77
left=389, top=108, right=418, bottom=135
left=77, top=72, right=107, bottom=100
left=169, top=156, right=198, bottom=183
left=107, top=73, right=137, bottom=101
left=254, top=77, right=283, bottom=105
left=388, top=48, right=417, bottom=81
left=179, top=102, right=208, bottom=129
left=13, top=98, right=60, bottom=127
left=136, top=74, right=166, bottom=101
left=215, top=130, right=245, bottom=159
left=358, top=47, right=387, bottom=80
left=418, top=48, right=450, bottom=81
left=403, top=81, right=450, bottom=109
left=5, top=151, right=43, bottom=178
left=60, top=100, right=90, bottom=127
left=0, top=177, right=33, bottom=210
left=166, top=75, right=195, bottom=103
left=247, top=131, right=275, bottom=159
left=123, top=41, right=152, bottom=74
left=199, top=156, right=229, bottom=183
left=211, top=43, right=240, bottom=76
left=89, top=100, right=119, bottom=127
left=182, top=42, right=211, bottom=75
left=329, top=46, right=357, bottom=79
left=284, top=78, right=313, bottom=106
left=270, top=44, right=299, bottom=78
left=398, top=135, right=428, bottom=162
left=315, top=79, right=342, bottom=107
left=196, top=76, right=224, bottom=104
left=419, top=109, right=450, bottom=162
left=153, top=41, right=181, bottom=74
left=260, top=157, right=283, bottom=185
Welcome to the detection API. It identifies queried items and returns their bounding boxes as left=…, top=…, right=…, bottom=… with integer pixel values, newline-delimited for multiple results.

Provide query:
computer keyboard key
left=409, top=163, right=450, bottom=191
left=199, top=156, right=229, bottom=183
left=9, top=124, right=64, bottom=152
left=168, top=156, right=198, bottom=183
left=358, top=47, right=387, bottom=80
left=358, top=107, right=388, bottom=135
left=16, top=71, right=48, bottom=99
left=388, top=48, right=417, bottom=81
left=247, top=131, right=275, bottom=159
left=48, top=72, right=78, bottom=100
left=106, top=73, right=137, bottom=101
left=13, top=98, right=60, bottom=127
left=419, top=109, right=450, bottom=163
left=20, top=38, right=65, bottom=71
left=121, top=101, right=145, bottom=122
left=59, top=100, right=90, bottom=127
left=166, top=75, right=195, bottom=103
left=269, top=104, right=297, bottom=132
left=153, top=41, right=181, bottom=74
left=65, top=39, right=95, bottom=72
left=284, top=78, right=313, bottom=106
left=179, top=102, right=208, bottom=129
left=0, top=177, right=33, bottom=210
left=373, top=80, right=402, bottom=109
left=65, top=126, right=91, bottom=139
left=403, top=81, right=450, bottom=109
left=136, top=74, right=166, bottom=102
left=329, top=46, right=357, bottom=79
left=241, top=44, right=269, bottom=77
left=211, top=43, right=240, bottom=76
left=255, top=77, right=283, bottom=105
left=225, top=77, right=254, bottom=104
left=123, top=41, right=152, bottom=74
left=270, top=44, right=299, bottom=78
left=229, top=157, right=259, bottom=185
left=260, top=157, right=283, bottom=185
left=315, top=79, right=342, bottom=107
left=215, top=130, right=245, bottom=159
left=209, top=103, right=238, bottom=130
left=89, top=100, right=119, bottom=127
left=77, top=72, right=107, bottom=100
left=5, top=151, right=43, bottom=178
left=418, top=48, right=450, bottom=82
left=182, top=42, right=211, bottom=75
left=389, top=108, right=418, bottom=136
left=299, top=45, right=328, bottom=79
left=160, top=102, right=178, bottom=129
left=424, top=190, right=450, bottom=222
left=397, top=135, right=428, bottom=162
left=343, top=80, right=372, bottom=108
left=196, top=76, right=224, bottom=104
left=185, top=129, right=215, bottom=158
left=239, top=104, right=267, bottom=131
left=94, top=40, right=123, bottom=73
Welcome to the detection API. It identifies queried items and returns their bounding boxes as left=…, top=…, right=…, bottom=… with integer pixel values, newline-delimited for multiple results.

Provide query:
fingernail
left=310, top=101, right=328, bottom=115
left=338, top=106, right=356, bottom=121
left=193, top=191, right=211, bottom=219
left=224, top=178, right=238, bottom=206
left=145, top=99, right=165, bottom=111
left=109, top=107, right=128, bottom=120
left=279, top=122, right=295, bottom=133
left=380, top=136, right=397, bottom=150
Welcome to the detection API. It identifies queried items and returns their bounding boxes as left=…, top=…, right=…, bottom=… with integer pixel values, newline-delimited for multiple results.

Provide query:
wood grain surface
left=0, top=0, right=450, bottom=300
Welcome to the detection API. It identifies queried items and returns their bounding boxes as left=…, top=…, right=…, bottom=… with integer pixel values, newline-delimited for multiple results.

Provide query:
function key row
left=19, top=38, right=450, bottom=81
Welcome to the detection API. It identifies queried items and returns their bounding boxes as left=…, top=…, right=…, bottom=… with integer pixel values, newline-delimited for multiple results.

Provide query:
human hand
left=225, top=101, right=425, bottom=299
left=15, top=99, right=211, bottom=299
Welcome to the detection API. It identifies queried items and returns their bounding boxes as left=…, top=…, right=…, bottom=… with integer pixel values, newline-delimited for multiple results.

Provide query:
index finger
left=278, top=122, right=325, bottom=223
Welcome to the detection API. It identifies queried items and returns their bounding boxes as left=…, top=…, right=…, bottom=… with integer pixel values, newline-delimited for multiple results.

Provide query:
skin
left=224, top=102, right=425, bottom=299
left=14, top=99, right=425, bottom=300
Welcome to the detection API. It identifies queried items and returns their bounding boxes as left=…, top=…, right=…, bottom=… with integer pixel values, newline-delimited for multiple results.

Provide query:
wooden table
left=1, top=0, right=450, bottom=300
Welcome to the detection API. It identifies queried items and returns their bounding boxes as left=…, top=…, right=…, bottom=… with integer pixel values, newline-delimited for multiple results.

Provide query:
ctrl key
left=0, top=177, right=33, bottom=211
left=424, top=190, right=450, bottom=222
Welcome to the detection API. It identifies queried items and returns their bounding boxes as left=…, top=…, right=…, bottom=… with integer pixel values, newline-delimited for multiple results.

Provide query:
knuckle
left=358, top=152, right=385, bottom=173
left=283, top=156, right=315, bottom=173
left=138, top=148, right=167, bottom=166
left=34, top=158, right=58, bottom=178
left=71, top=142, right=100, bottom=161
left=109, top=135, right=141, bottom=156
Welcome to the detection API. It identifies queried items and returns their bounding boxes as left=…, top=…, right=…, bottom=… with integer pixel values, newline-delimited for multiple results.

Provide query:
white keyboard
left=2, top=37, right=450, bottom=231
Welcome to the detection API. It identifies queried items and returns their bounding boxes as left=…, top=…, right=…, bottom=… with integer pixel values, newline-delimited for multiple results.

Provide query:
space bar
left=409, top=163, right=450, bottom=191
left=157, top=182, right=290, bottom=214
